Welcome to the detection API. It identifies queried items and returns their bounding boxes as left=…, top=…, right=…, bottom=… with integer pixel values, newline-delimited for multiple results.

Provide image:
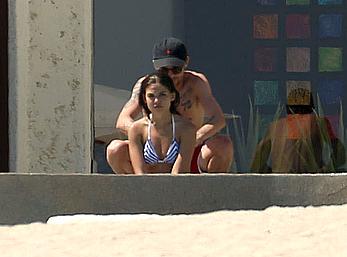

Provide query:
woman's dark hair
left=139, top=72, right=180, bottom=118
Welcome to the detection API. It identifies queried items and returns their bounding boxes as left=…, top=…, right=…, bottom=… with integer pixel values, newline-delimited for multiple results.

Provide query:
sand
left=1, top=204, right=347, bottom=257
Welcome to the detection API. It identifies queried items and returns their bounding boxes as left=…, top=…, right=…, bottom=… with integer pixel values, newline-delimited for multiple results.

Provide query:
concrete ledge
left=0, top=173, right=347, bottom=225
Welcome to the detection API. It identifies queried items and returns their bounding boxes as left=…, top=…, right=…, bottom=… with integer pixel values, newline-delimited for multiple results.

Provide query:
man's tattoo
left=179, top=87, right=194, bottom=111
left=204, top=115, right=215, bottom=124
left=180, top=99, right=192, bottom=111
left=123, top=89, right=139, bottom=109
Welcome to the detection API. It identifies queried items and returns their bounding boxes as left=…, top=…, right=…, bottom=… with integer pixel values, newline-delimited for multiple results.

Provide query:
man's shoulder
left=184, top=70, right=208, bottom=81
left=184, top=70, right=210, bottom=90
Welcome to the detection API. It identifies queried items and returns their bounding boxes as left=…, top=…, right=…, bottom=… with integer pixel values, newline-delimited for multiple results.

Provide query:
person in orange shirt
left=251, top=95, right=345, bottom=173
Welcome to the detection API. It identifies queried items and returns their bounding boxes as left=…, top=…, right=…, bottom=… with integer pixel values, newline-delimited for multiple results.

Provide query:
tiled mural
left=253, top=0, right=345, bottom=125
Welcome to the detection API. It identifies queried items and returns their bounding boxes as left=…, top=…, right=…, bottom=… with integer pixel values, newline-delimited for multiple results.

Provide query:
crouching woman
left=128, top=72, right=196, bottom=174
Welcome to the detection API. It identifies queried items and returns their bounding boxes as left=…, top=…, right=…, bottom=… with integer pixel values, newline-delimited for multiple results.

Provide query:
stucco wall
left=8, top=0, right=93, bottom=173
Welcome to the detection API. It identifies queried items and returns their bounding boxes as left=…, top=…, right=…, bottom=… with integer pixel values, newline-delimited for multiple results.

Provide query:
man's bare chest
left=177, top=87, right=199, bottom=113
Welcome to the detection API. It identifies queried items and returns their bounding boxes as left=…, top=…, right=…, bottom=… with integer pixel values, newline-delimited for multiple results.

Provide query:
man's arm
left=195, top=75, right=226, bottom=145
left=115, top=78, right=144, bottom=135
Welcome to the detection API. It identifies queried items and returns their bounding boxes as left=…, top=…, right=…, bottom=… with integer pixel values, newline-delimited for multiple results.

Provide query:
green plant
left=231, top=97, right=283, bottom=172
left=230, top=95, right=346, bottom=173
left=316, top=95, right=346, bottom=172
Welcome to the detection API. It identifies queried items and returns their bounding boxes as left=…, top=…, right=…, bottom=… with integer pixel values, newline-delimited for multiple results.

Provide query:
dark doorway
left=0, top=0, right=9, bottom=172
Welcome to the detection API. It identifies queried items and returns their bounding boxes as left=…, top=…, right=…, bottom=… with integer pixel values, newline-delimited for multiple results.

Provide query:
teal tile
left=318, top=0, right=343, bottom=5
left=286, top=0, right=310, bottom=5
left=254, top=81, right=279, bottom=105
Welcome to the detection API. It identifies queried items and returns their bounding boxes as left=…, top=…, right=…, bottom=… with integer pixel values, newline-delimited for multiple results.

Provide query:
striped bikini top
left=143, top=115, right=180, bottom=164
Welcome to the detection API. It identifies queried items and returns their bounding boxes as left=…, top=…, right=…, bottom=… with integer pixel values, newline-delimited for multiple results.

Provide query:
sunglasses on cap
left=158, top=66, right=184, bottom=74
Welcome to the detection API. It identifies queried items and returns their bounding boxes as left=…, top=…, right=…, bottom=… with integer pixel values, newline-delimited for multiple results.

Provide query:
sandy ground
left=0, top=204, right=347, bottom=257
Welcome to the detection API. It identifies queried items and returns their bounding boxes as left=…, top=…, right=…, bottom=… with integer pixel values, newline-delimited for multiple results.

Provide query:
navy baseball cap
left=152, top=37, right=188, bottom=70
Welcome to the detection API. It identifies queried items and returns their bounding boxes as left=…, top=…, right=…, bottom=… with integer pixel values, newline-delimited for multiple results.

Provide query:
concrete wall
left=184, top=1, right=253, bottom=118
left=94, top=0, right=185, bottom=91
left=93, top=1, right=251, bottom=117
left=1, top=173, right=347, bottom=225
left=8, top=0, right=93, bottom=173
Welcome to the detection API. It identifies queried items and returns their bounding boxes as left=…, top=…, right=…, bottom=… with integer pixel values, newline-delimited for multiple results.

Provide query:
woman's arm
left=128, top=121, right=146, bottom=175
left=171, top=121, right=197, bottom=174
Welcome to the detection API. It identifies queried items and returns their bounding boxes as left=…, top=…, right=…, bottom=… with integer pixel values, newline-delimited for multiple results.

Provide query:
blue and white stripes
left=143, top=115, right=180, bottom=164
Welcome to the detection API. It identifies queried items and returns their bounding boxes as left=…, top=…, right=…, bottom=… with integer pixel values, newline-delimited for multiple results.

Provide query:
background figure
left=128, top=72, right=196, bottom=174
left=107, top=37, right=233, bottom=174
left=251, top=95, right=345, bottom=173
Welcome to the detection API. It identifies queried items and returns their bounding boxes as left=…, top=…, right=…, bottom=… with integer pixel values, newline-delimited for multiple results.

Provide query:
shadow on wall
left=94, top=84, right=131, bottom=173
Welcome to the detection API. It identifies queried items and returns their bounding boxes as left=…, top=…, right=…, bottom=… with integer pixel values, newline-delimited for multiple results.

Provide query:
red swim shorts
left=190, top=144, right=203, bottom=174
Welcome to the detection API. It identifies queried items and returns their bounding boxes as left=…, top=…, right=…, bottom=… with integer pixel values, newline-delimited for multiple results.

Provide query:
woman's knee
left=106, top=140, right=129, bottom=160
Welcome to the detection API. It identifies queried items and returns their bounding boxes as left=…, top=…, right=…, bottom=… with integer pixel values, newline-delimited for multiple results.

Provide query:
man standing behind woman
left=107, top=37, right=233, bottom=173
left=128, top=72, right=196, bottom=174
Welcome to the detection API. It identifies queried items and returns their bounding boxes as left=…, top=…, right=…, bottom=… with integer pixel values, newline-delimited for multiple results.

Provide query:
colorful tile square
left=254, top=80, right=279, bottom=105
left=318, top=79, right=343, bottom=104
left=319, top=14, right=343, bottom=38
left=253, top=14, right=278, bottom=39
left=254, top=47, right=278, bottom=72
left=286, top=47, right=310, bottom=72
left=286, top=81, right=311, bottom=105
left=319, top=47, right=343, bottom=72
left=286, top=14, right=310, bottom=39
left=318, top=0, right=343, bottom=5
left=286, top=0, right=310, bottom=5
left=257, top=0, right=278, bottom=5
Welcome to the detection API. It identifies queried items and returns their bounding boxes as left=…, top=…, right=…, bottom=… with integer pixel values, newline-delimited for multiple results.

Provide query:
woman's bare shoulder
left=129, top=117, right=148, bottom=133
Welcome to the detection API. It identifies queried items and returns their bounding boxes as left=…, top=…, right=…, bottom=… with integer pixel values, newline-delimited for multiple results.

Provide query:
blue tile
left=318, top=79, right=343, bottom=104
left=319, top=14, right=343, bottom=38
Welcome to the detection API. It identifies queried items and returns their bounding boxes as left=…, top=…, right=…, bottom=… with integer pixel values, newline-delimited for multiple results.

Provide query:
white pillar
left=9, top=0, right=93, bottom=173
